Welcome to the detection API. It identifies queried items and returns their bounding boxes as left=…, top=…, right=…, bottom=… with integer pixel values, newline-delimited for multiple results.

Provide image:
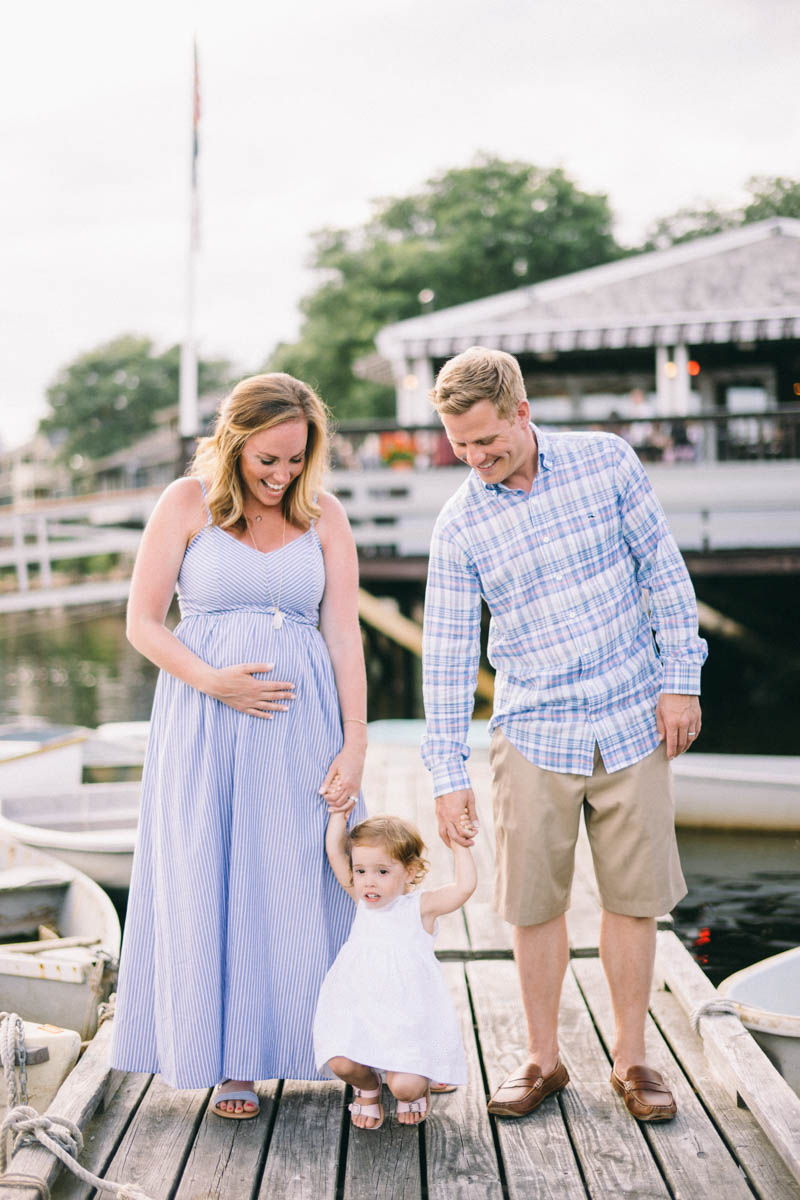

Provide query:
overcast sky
left=2, top=0, right=798, bottom=449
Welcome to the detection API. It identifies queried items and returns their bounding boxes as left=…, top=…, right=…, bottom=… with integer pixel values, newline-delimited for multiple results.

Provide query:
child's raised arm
left=420, top=842, right=477, bottom=923
left=325, top=811, right=356, bottom=899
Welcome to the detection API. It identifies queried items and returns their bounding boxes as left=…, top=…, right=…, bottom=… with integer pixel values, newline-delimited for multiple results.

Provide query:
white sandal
left=396, top=1085, right=431, bottom=1125
left=349, top=1082, right=384, bottom=1130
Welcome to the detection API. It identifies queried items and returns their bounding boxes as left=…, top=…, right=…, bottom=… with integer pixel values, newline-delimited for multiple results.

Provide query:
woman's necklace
left=244, top=510, right=287, bottom=629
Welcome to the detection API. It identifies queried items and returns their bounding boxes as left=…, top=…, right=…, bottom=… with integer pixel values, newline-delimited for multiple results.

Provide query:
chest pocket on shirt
left=559, top=508, right=618, bottom=570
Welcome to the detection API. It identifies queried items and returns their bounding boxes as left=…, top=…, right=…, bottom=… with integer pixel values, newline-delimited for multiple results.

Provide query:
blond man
left=421, top=347, right=706, bottom=1121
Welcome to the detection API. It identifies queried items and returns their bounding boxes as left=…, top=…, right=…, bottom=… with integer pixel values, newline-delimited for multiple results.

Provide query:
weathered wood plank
left=558, top=967, right=670, bottom=1198
left=650, top=987, right=800, bottom=1200
left=572, top=956, right=754, bottom=1200
left=51, top=1071, right=152, bottom=1200
left=656, top=928, right=800, bottom=1186
left=466, top=960, right=587, bottom=1199
left=98, top=1076, right=209, bottom=1198
left=426, top=964, right=503, bottom=1200
left=0, top=1019, right=118, bottom=1200
left=173, top=1080, right=279, bottom=1200
left=256, top=1080, right=342, bottom=1200
left=413, top=752, right=471, bottom=952
left=463, top=760, right=513, bottom=954
left=342, top=1099, right=422, bottom=1200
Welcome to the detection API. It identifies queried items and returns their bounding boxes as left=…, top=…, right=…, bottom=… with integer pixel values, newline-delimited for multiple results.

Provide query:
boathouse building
left=375, top=217, right=800, bottom=432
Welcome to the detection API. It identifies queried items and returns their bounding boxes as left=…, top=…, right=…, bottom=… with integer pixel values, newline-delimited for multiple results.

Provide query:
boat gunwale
left=719, top=946, right=800, bottom=1034
left=0, top=732, right=88, bottom=763
left=0, top=813, right=136, bottom=853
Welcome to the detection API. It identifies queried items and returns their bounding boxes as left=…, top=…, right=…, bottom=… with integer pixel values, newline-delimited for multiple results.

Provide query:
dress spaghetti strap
left=198, top=478, right=213, bottom=526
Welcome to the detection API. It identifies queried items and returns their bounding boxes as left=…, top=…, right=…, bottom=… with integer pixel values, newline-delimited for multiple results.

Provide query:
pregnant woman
left=110, top=373, right=367, bottom=1118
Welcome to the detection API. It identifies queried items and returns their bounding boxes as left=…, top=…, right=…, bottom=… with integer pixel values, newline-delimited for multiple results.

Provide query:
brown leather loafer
left=487, top=1059, right=569, bottom=1117
left=610, top=1065, right=677, bottom=1121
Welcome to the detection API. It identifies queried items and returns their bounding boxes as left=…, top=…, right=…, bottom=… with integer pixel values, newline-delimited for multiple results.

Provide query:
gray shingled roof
left=375, top=219, right=800, bottom=361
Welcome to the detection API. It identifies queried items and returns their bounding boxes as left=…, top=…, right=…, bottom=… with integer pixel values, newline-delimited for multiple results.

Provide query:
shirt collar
left=481, top=422, right=553, bottom=496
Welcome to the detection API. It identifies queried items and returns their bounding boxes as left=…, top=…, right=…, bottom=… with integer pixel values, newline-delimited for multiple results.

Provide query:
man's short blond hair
left=430, top=346, right=526, bottom=422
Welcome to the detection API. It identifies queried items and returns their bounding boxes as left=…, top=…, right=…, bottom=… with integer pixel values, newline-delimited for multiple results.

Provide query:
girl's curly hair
left=347, top=815, right=429, bottom=888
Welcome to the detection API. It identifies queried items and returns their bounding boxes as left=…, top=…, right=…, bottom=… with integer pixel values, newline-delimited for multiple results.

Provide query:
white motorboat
left=671, top=753, right=800, bottom=831
left=0, top=783, right=140, bottom=890
left=0, top=835, right=120, bottom=1042
left=719, top=946, right=800, bottom=1095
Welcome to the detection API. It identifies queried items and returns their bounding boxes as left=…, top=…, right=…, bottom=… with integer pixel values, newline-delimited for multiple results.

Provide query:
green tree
left=643, top=175, right=800, bottom=250
left=269, top=156, right=623, bottom=418
left=40, top=336, right=232, bottom=464
left=742, top=175, right=800, bottom=222
left=641, top=205, right=736, bottom=251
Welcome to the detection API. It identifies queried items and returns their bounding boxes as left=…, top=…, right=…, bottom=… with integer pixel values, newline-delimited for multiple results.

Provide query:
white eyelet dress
left=313, top=891, right=467, bottom=1084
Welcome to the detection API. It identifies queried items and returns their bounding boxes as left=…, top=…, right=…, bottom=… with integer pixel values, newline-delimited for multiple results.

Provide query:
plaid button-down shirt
left=421, top=426, right=708, bottom=794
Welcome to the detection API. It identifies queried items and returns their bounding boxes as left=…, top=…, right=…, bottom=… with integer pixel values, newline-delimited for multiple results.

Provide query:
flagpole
left=179, top=37, right=200, bottom=453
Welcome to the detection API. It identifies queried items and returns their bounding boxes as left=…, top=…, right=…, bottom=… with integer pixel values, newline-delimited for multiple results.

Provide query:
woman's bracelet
left=343, top=718, right=367, bottom=725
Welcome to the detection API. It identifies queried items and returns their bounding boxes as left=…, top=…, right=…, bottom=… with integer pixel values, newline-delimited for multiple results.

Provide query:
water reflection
left=0, top=604, right=158, bottom=727
left=673, top=828, right=800, bottom=985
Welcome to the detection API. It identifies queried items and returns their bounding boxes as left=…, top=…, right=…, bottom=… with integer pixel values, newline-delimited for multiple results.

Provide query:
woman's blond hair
left=430, top=345, right=526, bottom=422
left=347, top=815, right=429, bottom=888
left=189, top=373, right=330, bottom=529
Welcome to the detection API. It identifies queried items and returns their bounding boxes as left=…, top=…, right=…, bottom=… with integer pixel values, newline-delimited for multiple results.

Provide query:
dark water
left=674, top=829, right=800, bottom=985
left=1, top=584, right=798, bottom=983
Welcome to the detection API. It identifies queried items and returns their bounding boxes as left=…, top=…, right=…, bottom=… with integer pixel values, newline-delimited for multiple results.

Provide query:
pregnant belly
left=176, top=611, right=329, bottom=688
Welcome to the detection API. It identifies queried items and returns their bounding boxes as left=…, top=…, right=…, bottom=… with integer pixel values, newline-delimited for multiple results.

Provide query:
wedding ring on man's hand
left=688, top=730, right=697, bottom=737
left=347, top=795, right=358, bottom=802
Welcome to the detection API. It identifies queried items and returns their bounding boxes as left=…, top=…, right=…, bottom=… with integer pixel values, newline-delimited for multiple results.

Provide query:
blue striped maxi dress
left=110, top=495, right=365, bottom=1088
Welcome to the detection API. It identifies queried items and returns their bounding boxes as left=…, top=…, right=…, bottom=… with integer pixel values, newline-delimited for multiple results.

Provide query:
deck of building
left=5, top=743, right=800, bottom=1200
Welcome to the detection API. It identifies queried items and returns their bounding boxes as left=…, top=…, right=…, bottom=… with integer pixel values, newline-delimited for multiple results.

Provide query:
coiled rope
left=0, top=1012, right=155, bottom=1200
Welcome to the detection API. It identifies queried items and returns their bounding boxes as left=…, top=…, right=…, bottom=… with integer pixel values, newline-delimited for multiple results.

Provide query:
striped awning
left=398, top=312, right=800, bottom=360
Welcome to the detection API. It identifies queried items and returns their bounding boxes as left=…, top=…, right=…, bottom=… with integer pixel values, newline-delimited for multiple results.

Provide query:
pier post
left=36, top=514, right=53, bottom=588
left=674, top=342, right=691, bottom=415
left=655, top=345, right=673, bottom=415
left=12, top=514, right=29, bottom=591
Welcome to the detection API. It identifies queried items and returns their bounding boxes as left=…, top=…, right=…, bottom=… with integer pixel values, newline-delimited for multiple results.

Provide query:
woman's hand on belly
left=209, top=662, right=296, bottom=718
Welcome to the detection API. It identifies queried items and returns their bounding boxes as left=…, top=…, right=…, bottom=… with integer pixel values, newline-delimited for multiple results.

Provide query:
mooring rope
left=690, top=997, right=740, bottom=1034
left=0, top=1012, right=155, bottom=1200
left=0, top=1013, right=28, bottom=1112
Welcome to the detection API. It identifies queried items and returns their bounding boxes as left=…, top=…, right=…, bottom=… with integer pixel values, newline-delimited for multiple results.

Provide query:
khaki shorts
left=489, top=730, right=687, bottom=926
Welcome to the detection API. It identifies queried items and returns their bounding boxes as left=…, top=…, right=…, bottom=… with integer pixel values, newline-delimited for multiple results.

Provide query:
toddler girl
left=312, top=812, right=477, bottom=1128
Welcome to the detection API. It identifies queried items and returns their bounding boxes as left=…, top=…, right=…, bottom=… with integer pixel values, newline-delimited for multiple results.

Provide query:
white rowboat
left=0, top=784, right=140, bottom=890
left=719, top=946, right=800, bottom=1096
left=0, top=835, right=120, bottom=1041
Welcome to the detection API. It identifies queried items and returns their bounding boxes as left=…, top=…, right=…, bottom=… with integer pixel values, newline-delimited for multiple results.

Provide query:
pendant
left=272, top=609, right=284, bottom=629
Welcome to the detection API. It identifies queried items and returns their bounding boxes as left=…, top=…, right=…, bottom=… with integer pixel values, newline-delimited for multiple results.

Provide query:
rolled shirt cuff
left=430, top=760, right=472, bottom=798
left=661, top=661, right=702, bottom=695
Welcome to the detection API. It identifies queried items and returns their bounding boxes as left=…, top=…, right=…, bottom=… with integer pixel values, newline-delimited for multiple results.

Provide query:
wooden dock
left=4, top=743, right=800, bottom=1200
